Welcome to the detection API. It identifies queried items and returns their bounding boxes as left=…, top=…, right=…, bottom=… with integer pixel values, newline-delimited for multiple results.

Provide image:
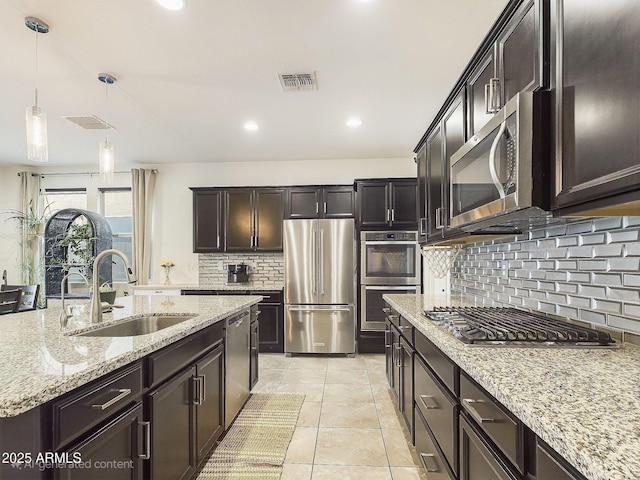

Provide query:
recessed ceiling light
left=244, top=121, right=259, bottom=131
left=155, top=0, right=186, bottom=10
left=346, top=117, right=362, bottom=128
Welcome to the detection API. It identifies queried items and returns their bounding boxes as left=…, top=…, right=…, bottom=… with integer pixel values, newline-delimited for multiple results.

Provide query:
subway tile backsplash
left=451, top=216, right=640, bottom=338
left=199, top=252, right=284, bottom=290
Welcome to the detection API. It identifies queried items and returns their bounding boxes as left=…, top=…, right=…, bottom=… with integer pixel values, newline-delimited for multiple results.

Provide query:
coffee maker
left=226, top=263, right=250, bottom=284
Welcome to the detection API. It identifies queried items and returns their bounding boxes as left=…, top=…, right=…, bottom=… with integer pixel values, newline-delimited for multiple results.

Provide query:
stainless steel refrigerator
left=284, top=219, right=356, bottom=354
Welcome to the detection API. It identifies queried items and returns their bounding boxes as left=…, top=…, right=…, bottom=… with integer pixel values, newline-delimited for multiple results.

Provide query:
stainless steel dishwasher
left=224, top=309, right=250, bottom=428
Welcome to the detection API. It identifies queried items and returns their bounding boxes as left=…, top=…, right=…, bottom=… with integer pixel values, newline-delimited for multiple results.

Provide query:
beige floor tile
left=390, top=466, right=428, bottom=480
left=258, top=367, right=287, bottom=383
left=371, top=383, right=396, bottom=405
left=290, top=355, right=330, bottom=370
left=281, top=463, right=313, bottom=480
left=311, top=465, right=392, bottom=480
left=375, top=402, right=404, bottom=429
left=325, top=368, right=370, bottom=385
left=363, top=354, right=386, bottom=370
left=382, top=428, right=416, bottom=467
left=250, top=380, right=281, bottom=393
left=315, top=427, right=388, bottom=466
left=283, top=368, right=327, bottom=384
left=327, top=356, right=367, bottom=371
left=297, top=401, right=322, bottom=427
left=367, top=370, right=390, bottom=385
left=278, top=383, right=325, bottom=402
left=284, top=427, right=318, bottom=464
left=323, top=384, right=374, bottom=403
left=259, top=353, right=293, bottom=369
left=319, top=402, right=380, bottom=429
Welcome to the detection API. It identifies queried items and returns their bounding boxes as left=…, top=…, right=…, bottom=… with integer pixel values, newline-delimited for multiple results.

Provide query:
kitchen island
left=0, top=294, right=260, bottom=479
left=384, top=293, right=640, bottom=480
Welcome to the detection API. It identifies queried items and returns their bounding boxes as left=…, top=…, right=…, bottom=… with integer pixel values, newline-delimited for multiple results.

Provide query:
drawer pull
left=399, top=325, right=412, bottom=332
left=193, top=376, right=205, bottom=406
left=139, top=421, right=151, bottom=460
left=463, top=398, right=498, bottom=424
left=420, top=453, right=440, bottom=472
left=382, top=307, right=391, bottom=314
left=419, top=395, right=439, bottom=410
left=394, top=344, right=402, bottom=367
left=92, top=388, right=132, bottom=410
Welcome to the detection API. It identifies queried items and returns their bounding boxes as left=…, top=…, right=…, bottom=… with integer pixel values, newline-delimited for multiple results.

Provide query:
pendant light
left=98, top=73, right=116, bottom=183
left=24, top=17, right=49, bottom=163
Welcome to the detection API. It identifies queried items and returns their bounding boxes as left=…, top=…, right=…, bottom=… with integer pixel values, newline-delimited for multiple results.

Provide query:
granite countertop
left=0, top=294, right=261, bottom=418
left=180, top=285, right=284, bottom=291
left=384, top=294, right=640, bottom=480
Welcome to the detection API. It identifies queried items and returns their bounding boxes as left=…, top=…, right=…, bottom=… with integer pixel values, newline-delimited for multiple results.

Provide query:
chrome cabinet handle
left=316, top=202, right=319, bottom=214
left=139, top=421, right=151, bottom=460
left=420, top=453, right=440, bottom=472
left=252, top=332, right=258, bottom=351
left=382, top=307, right=391, bottom=314
left=399, top=325, right=412, bottom=332
left=92, top=388, right=131, bottom=410
left=419, top=217, right=426, bottom=235
left=435, top=207, right=444, bottom=229
left=419, top=395, right=439, bottom=410
left=394, top=344, right=402, bottom=367
left=386, top=209, right=390, bottom=223
left=490, top=77, right=501, bottom=112
left=488, top=120, right=508, bottom=199
left=484, top=83, right=492, bottom=115
left=323, top=202, right=327, bottom=214
left=463, top=398, right=498, bottom=424
left=192, top=376, right=201, bottom=405
left=391, top=208, right=395, bottom=222
left=200, top=375, right=206, bottom=403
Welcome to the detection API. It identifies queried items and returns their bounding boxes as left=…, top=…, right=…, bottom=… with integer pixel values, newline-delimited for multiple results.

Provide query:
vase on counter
left=163, top=266, right=172, bottom=285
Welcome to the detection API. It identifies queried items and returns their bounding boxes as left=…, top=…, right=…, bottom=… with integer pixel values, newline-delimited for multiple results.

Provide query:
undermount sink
left=75, top=314, right=196, bottom=337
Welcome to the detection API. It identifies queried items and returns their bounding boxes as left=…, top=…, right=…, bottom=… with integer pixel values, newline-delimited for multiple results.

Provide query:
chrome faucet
left=59, top=272, right=89, bottom=328
left=89, top=249, right=137, bottom=324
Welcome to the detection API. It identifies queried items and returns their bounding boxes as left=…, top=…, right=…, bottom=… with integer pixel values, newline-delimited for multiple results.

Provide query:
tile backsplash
left=451, top=216, right=640, bottom=338
left=198, top=252, right=284, bottom=289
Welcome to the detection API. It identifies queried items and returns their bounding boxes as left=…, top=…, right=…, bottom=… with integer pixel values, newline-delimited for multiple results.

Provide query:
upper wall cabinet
left=356, top=179, right=418, bottom=231
left=287, top=186, right=355, bottom=219
left=192, top=189, right=224, bottom=253
left=551, top=0, right=640, bottom=214
left=467, top=0, right=546, bottom=136
left=226, top=189, right=286, bottom=252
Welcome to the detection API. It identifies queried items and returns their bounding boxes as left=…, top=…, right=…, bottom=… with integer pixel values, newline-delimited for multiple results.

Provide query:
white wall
left=0, top=157, right=415, bottom=286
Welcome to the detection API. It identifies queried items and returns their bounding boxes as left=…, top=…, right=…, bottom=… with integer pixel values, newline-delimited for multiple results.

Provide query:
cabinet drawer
left=398, top=315, right=414, bottom=343
left=146, top=322, right=224, bottom=388
left=251, top=290, right=283, bottom=304
left=415, top=407, right=454, bottom=480
left=460, top=373, right=524, bottom=474
left=415, top=330, right=456, bottom=395
left=414, top=355, right=457, bottom=474
left=52, top=362, right=143, bottom=450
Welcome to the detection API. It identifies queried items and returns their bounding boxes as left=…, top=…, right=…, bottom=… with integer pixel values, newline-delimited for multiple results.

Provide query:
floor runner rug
left=196, top=393, right=305, bottom=479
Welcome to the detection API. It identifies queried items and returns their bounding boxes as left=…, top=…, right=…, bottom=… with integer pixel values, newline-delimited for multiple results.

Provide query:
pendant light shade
left=25, top=17, right=49, bottom=163
left=98, top=73, right=116, bottom=183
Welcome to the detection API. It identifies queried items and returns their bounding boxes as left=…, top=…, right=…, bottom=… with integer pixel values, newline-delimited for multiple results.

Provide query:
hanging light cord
left=34, top=26, right=39, bottom=107
left=104, top=80, right=110, bottom=143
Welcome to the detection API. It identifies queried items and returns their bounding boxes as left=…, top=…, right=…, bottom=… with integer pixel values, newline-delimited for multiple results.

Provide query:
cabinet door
left=195, top=345, right=224, bottom=464
left=254, top=189, right=285, bottom=251
left=287, top=187, right=320, bottom=219
left=357, top=181, right=390, bottom=229
left=400, top=339, right=414, bottom=439
left=497, top=0, right=543, bottom=105
left=256, top=302, right=284, bottom=353
left=149, top=367, right=195, bottom=480
left=225, top=190, right=253, bottom=251
left=193, top=190, right=223, bottom=253
left=322, top=186, right=355, bottom=218
left=250, top=320, right=259, bottom=389
left=416, top=143, right=428, bottom=241
left=390, top=180, right=418, bottom=229
left=467, top=52, right=496, bottom=136
left=552, top=0, right=640, bottom=210
left=426, top=126, right=443, bottom=241
left=441, top=90, right=466, bottom=239
left=55, top=403, right=144, bottom=480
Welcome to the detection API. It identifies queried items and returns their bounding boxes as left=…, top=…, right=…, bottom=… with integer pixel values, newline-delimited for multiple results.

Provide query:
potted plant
left=99, top=281, right=117, bottom=305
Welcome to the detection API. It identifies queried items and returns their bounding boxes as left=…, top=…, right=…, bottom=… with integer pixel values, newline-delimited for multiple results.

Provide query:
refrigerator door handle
left=311, top=228, right=317, bottom=295
left=288, top=306, right=353, bottom=312
left=319, top=228, right=325, bottom=295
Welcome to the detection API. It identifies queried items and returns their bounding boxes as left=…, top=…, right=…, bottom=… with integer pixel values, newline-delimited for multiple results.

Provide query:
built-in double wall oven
left=360, top=231, right=421, bottom=332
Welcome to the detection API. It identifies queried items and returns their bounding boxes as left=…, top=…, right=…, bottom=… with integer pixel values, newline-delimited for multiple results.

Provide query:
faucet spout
left=89, top=249, right=137, bottom=325
left=59, top=272, right=89, bottom=328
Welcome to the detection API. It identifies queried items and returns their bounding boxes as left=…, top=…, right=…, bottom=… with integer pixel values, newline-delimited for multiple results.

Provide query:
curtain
left=131, top=169, right=157, bottom=285
left=19, top=172, right=42, bottom=284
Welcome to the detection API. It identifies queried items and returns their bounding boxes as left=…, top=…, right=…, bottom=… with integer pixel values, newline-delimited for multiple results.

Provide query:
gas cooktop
left=423, top=307, right=616, bottom=347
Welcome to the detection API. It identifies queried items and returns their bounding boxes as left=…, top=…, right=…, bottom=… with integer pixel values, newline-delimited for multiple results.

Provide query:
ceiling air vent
left=63, top=115, right=115, bottom=130
left=278, top=72, right=317, bottom=91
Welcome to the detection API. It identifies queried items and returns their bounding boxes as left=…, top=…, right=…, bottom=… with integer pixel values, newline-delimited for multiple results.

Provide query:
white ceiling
left=0, top=0, right=508, bottom=167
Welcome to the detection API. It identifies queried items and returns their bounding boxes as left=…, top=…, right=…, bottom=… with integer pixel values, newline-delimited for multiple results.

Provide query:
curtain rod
left=18, top=169, right=158, bottom=178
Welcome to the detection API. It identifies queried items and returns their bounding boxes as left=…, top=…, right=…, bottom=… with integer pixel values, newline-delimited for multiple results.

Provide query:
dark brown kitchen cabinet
left=225, top=188, right=285, bottom=252
left=256, top=292, right=284, bottom=353
left=194, top=344, right=224, bottom=463
left=55, top=403, right=145, bottom=480
left=551, top=0, right=640, bottom=213
left=416, top=143, right=428, bottom=241
left=426, top=125, right=444, bottom=241
left=467, top=0, right=545, bottom=137
left=191, top=189, right=223, bottom=253
left=533, top=438, right=587, bottom=480
left=356, top=179, right=418, bottom=230
left=287, top=185, right=354, bottom=219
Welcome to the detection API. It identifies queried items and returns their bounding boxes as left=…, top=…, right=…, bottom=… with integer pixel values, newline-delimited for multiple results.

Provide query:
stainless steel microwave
left=449, top=91, right=550, bottom=232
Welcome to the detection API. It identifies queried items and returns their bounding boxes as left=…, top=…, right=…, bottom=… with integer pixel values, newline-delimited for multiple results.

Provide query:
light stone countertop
left=384, top=293, right=640, bottom=480
left=0, top=294, right=261, bottom=418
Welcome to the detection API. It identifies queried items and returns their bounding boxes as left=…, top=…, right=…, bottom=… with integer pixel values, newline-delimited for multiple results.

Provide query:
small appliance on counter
left=226, top=263, right=250, bottom=284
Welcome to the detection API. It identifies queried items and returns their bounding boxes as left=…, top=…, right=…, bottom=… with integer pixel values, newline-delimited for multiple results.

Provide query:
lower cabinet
left=414, top=407, right=454, bottom=480
left=250, top=316, right=259, bottom=390
left=55, top=403, right=146, bottom=480
left=195, top=345, right=224, bottom=464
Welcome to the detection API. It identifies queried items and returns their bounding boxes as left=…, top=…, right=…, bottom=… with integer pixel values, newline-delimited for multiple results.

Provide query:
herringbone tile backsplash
left=451, top=216, right=640, bottom=339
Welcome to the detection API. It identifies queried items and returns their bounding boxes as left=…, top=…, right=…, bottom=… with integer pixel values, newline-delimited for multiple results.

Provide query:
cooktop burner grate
left=425, top=307, right=615, bottom=346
